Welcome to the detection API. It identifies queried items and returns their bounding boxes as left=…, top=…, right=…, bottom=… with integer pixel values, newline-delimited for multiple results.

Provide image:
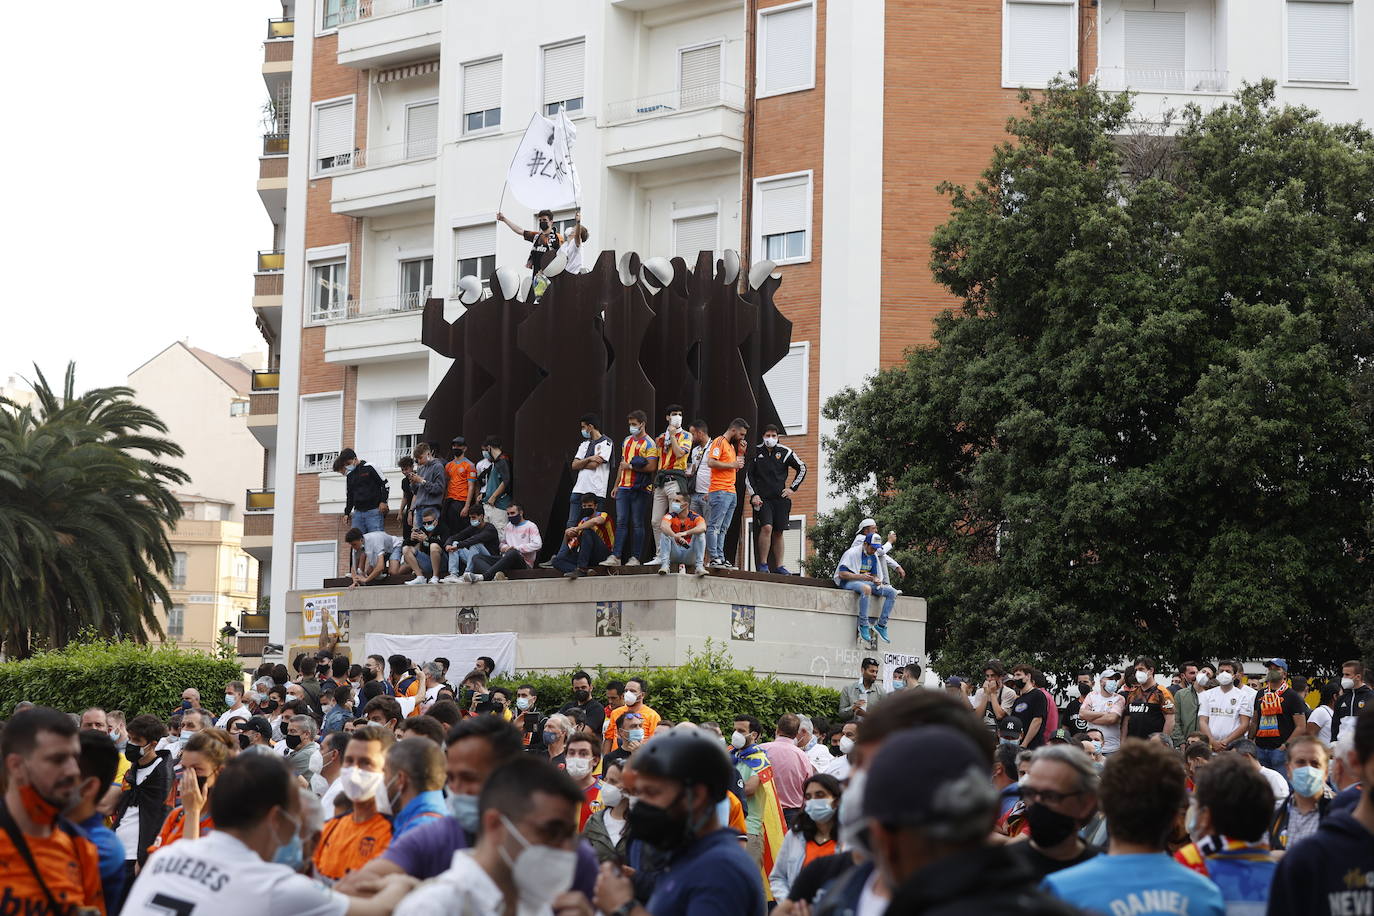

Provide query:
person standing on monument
left=602, top=410, right=659, bottom=567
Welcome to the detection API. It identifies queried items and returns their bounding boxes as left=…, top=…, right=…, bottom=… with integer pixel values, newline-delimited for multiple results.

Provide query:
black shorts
left=755, top=495, right=792, bottom=529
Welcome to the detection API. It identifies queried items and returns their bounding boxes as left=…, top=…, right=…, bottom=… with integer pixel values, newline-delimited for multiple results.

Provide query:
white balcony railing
left=1095, top=67, right=1227, bottom=93
left=340, top=0, right=439, bottom=25
left=342, top=291, right=430, bottom=320
left=301, top=451, right=341, bottom=474
left=347, top=138, right=437, bottom=171
left=607, top=82, right=745, bottom=124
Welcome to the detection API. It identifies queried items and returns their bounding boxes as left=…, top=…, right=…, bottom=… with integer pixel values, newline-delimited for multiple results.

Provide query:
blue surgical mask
left=891, top=680, right=904, bottom=691
left=1102, top=680, right=1119, bottom=694
left=715, top=797, right=730, bottom=826
left=446, top=792, right=480, bottom=833
left=629, top=425, right=641, bottom=436
left=470, top=517, right=481, bottom=526
left=179, top=730, right=194, bottom=744
left=670, top=502, right=683, bottom=514
left=273, top=827, right=303, bottom=871
left=626, top=727, right=645, bottom=743
left=581, top=429, right=591, bottom=439
left=1291, top=765, right=1326, bottom=798
left=804, top=798, right=835, bottom=823
left=543, top=730, right=559, bottom=746
left=343, top=463, right=355, bottom=475
left=423, top=521, right=437, bottom=531
left=482, top=449, right=492, bottom=460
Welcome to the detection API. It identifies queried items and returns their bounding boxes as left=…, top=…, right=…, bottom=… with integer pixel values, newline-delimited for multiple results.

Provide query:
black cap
left=629, top=728, right=734, bottom=802
left=864, top=725, right=995, bottom=829
left=242, top=716, right=272, bottom=742
left=997, top=717, right=1024, bottom=740
left=451, top=436, right=466, bottom=446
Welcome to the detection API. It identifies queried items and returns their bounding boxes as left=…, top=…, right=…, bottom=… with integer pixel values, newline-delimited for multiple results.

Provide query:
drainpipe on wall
left=740, top=0, right=759, bottom=291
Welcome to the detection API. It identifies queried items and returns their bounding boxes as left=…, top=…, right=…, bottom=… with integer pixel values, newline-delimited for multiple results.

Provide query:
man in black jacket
left=441, top=513, right=500, bottom=583
left=334, top=448, right=389, bottom=534
left=744, top=424, right=807, bottom=574
left=113, top=714, right=172, bottom=900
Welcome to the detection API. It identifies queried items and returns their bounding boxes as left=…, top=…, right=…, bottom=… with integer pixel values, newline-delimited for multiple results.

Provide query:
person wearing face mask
left=405, top=441, right=448, bottom=534
left=567, top=413, right=613, bottom=531
left=604, top=711, right=647, bottom=771
left=383, top=738, right=446, bottom=839
left=1122, top=656, right=1175, bottom=742
left=768, top=774, right=842, bottom=900
left=655, top=492, right=708, bottom=576
left=1170, top=754, right=1276, bottom=909
left=1250, top=658, right=1308, bottom=772
left=402, top=506, right=449, bottom=585
left=1064, top=671, right=1094, bottom=733
left=821, top=722, right=858, bottom=780
left=395, top=756, right=588, bottom=916
left=333, top=447, right=390, bottom=535
left=216, top=680, right=251, bottom=730
left=440, top=508, right=500, bottom=582
left=602, top=409, right=661, bottom=568
left=1268, top=734, right=1334, bottom=850
left=538, top=714, right=575, bottom=766
left=345, top=526, right=405, bottom=588
left=152, top=730, right=230, bottom=851
left=70, top=731, right=127, bottom=909
left=554, top=494, right=616, bottom=579
left=595, top=728, right=765, bottom=916
left=1007, top=665, right=1050, bottom=749
left=1198, top=659, right=1255, bottom=751
left=114, top=714, right=172, bottom=888
left=562, top=734, right=604, bottom=830
left=0, top=709, right=107, bottom=915
left=123, top=753, right=418, bottom=916
left=442, top=436, right=476, bottom=534
left=795, top=715, right=833, bottom=771
left=1080, top=669, right=1126, bottom=756
left=729, top=715, right=778, bottom=867
left=1007, top=745, right=1102, bottom=879
left=1170, top=661, right=1203, bottom=745
left=703, top=418, right=751, bottom=570
left=584, top=759, right=632, bottom=862
left=498, top=208, right=564, bottom=274
left=1332, top=659, right=1373, bottom=744
left=237, top=716, right=276, bottom=756
left=647, top=405, right=693, bottom=567
left=604, top=679, right=661, bottom=751
left=468, top=502, right=542, bottom=581
left=558, top=671, right=606, bottom=739
left=284, top=716, right=327, bottom=794
left=313, top=726, right=397, bottom=883
left=474, top=435, right=513, bottom=534
left=744, top=423, right=807, bottom=574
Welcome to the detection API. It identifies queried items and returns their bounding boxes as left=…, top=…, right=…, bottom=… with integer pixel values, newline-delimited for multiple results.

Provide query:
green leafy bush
left=0, top=638, right=242, bottom=719
left=490, top=640, right=843, bottom=732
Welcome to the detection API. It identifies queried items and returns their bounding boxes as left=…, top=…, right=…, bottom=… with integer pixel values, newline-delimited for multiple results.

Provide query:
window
left=310, top=260, right=347, bottom=322
left=229, top=399, right=249, bottom=417
left=680, top=43, right=722, bottom=107
left=543, top=41, right=585, bottom=116
left=172, top=552, right=188, bottom=589
left=400, top=257, right=433, bottom=309
left=233, top=556, right=250, bottom=594
left=757, top=2, right=815, bottom=97
left=463, top=59, right=502, bottom=133
left=394, top=398, right=425, bottom=464
left=552, top=211, right=580, bottom=241
left=763, top=341, right=809, bottom=434
left=321, top=0, right=342, bottom=30
left=673, top=211, right=718, bottom=262
left=744, top=517, right=807, bottom=572
left=167, top=605, right=184, bottom=639
left=404, top=101, right=439, bottom=158
left=299, top=393, right=343, bottom=472
left=1287, top=1, right=1353, bottom=83
left=312, top=99, right=355, bottom=173
left=1124, top=11, right=1186, bottom=90
left=455, top=224, right=497, bottom=292
left=294, top=542, right=338, bottom=590
left=1003, top=0, right=1076, bottom=88
left=754, top=172, right=812, bottom=265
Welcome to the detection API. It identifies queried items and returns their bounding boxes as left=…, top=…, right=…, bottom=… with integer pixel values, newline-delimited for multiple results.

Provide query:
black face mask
left=627, top=794, right=693, bottom=850
left=262, top=700, right=279, bottom=714
left=284, top=733, right=303, bottom=750
left=125, top=744, right=146, bottom=764
left=574, top=689, right=591, bottom=704
left=1077, top=683, right=1092, bottom=698
left=828, top=743, right=844, bottom=757
left=1006, top=679, right=1025, bottom=694
left=238, top=733, right=252, bottom=750
left=1026, top=803, right=1078, bottom=848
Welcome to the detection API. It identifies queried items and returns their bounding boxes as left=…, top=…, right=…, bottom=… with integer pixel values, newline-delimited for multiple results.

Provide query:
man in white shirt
left=216, top=682, right=251, bottom=730
left=122, top=753, right=415, bottom=916
left=568, top=413, right=612, bottom=529
left=1198, top=659, right=1255, bottom=750
left=345, top=528, right=404, bottom=587
left=795, top=715, right=833, bottom=771
left=1079, top=669, right=1127, bottom=755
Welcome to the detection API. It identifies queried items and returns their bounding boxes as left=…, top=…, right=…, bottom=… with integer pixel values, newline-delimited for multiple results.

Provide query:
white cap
left=857, top=518, right=877, bottom=533
left=1098, top=669, right=1117, bottom=681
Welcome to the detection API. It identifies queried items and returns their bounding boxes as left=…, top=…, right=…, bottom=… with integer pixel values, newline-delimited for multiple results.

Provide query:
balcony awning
left=376, top=60, right=440, bottom=84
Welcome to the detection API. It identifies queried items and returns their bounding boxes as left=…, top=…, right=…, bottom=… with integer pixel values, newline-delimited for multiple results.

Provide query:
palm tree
left=0, top=364, right=188, bottom=657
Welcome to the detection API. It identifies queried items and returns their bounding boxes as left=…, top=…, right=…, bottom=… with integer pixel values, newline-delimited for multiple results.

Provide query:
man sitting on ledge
left=553, top=494, right=614, bottom=579
left=468, top=503, right=541, bottom=582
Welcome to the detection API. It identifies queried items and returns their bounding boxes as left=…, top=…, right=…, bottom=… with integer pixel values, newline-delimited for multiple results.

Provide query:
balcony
left=242, top=490, right=275, bottom=560
left=262, top=28, right=292, bottom=101
left=322, top=294, right=428, bottom=364
left=258, top=151, right=288, bottom=226
left=267, top=17, right=295, bottom=39
left=603, top=82, right=745, bottom=172
left=248, top=378, right=279, bottom=449
left=237, top=633, right=270, bottom=658
left=258, top=250, right=285, bottom=272
left=253, top=268, right=284, bottom=346
left=263, top=132, right=289, bottom=156
left=337, top=0, right=442, bottom=70
left=330, top=141, right=437, bottom=216
left=1095, top=67, right=1227, bottom=94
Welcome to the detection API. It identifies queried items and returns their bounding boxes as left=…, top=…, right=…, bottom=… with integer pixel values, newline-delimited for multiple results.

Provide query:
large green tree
left=0, top=364, right=188, bottom=656
left=810, top=80, right=1374, bottom=680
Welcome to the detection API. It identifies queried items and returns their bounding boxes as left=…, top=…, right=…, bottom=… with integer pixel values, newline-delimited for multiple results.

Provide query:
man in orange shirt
left=705, top=417, right=750, bottom=569
left=603, top=409, right=660, bottom=567
left=602, top=677, right=662, bottom=752
left=314, top=724, right=396, bottom=884
left=0, top=707, right=105, bottom=915
left=443, top=436, right=476, bottom=533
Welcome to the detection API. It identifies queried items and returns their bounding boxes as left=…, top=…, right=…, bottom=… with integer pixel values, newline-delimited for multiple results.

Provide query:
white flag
left=505, top=111, right=581, bottom=212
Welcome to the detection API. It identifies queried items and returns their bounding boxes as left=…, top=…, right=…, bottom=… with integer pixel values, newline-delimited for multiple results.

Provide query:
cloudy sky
left=1, top=1, right=281, bottom=393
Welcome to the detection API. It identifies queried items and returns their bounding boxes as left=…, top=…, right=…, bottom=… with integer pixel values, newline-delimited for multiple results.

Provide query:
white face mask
left=499, top=814, right=576, bottom=908
left=564, top=757, right=593, bottom=779
left=338, top=766, right=383, bottom=802
left=730, top=731, right=747, bottom=749
left=836, top=769, right=868, bottom=854
left=1135, top=670, right=1150, bottom=685
left=622, top=691, right=638, bottom=707
left=838, top=735, right=855, bottom=755
left=1217, top=672, right=1234, bottom=687
left=1342, top=677, right=1356, bottom=691
left=668, top=414, right=682, bottom=428
left=600, top=783, right=624, bottom=808
left=629, top=425, right=641, bottom=437
left=763, top=436, right=778, bottom=448
left=1196, top=672, right=1210, bottom=688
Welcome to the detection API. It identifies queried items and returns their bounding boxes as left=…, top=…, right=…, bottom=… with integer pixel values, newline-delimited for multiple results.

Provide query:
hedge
left=0, top=639, right=243, bottom=720
left=489, top=642, right=844, bottom=733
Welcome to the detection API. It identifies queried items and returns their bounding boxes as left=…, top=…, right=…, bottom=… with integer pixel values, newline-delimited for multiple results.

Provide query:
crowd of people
left=1, top=649, right=1370, bottom=915
left=336, top=404, right=810, bottom=586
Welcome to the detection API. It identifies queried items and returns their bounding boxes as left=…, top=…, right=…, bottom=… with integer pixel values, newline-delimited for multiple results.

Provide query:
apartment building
left=157, top=495, right=261, bottom=655
left=254, top=0, right=1370, bottom=648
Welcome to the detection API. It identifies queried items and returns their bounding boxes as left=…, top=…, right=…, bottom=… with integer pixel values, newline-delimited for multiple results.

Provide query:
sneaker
left=690, top=565, right=708, bottom=577
left=758, top=563, right=771, bottom=574
left=875, top=625, right=891, bottom=643
left=493, top=572, right=508, bottom=581
left=600, top=556, right=621, bottom=567
left=774, top=566, right=793, bottom=576
left=657, top=566, right=669, bottom=576
left=708, top=559, right=727, bottom=569
left=429, top=577, right=441, bottom=584
left=440, top=575, right=461, bottom=584
left=464, top=572, right=482, bottom=584
left=718, top=560, right=737, bottom=570
left=564, top=569, right=580, bottom=579
left=404, top=576, right=426, bottom=586
left=648, top=555, right=665, bottom=566
left=858, top=624, right=874, bottom=642
left=626, top=557, right=640, bottom=567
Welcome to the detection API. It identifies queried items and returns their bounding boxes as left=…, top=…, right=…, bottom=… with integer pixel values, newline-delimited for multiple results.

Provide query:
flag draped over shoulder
left=736, top=747, right=787, bottom=901
left=506, top=111, right=581, bottom=212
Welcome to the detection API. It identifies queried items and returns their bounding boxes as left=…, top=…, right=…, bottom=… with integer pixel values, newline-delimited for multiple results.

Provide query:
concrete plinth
left=286, top=570, right=926, bottom=688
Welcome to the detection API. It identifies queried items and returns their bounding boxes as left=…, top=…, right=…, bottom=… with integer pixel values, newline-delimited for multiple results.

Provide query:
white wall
left=367, top=72, right=441, bottom=152
left=362, top=211, right=435, bottom=301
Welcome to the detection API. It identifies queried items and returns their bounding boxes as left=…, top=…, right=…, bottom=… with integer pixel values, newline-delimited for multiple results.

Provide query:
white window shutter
left=455, top=224, right=497, bottom=260
left=1005, top=1, right=1074, bottom=87
left=763, top=343, right=808, bottom=434
left=394, top=398, right=425, bottom=437
left=294, top=544, right=338, bottom=590
left=761, top=5, right=813, bottom=94
left=673, top=213, right=718, bottom=261
left=543, top=41, right=585, bottom=106
left=314, top=101, right=354, bottom=163
left=404, top=102, right=439, bottom=158
left=680, top=44, right=722, bottom=106
left=1124, top=10, right=1186, bottom=88
left=300, top=395, right=342, bottom=457
left=464, top=59, right=502, bottom=113
left=759, top=177, right=808, bottom=237
left=1287, top=1, right=1351, bottom=82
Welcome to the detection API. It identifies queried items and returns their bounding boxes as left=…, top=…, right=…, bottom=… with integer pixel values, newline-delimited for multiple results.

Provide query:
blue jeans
left=416, top=551, right=447, bottom=578
left=614, top=487, right=652, bottom=560
left=657, top=532, right=705, bottom=570
left=1256, top=746, right=1287, bottom=774
left=352, top=508, right=384, bottom=534
left=706, top=490, right=736, bottom=562
left=844, top=579, right=896, bottom=627
left=552, top=534, right=611, bottom=573
left=449, top=545, right=490, bottom=575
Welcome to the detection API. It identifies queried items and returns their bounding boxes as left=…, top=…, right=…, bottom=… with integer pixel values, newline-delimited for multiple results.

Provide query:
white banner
left=505, top=111, right=580, bottom=212
left=362, top=632, right=518, bottom=677
left=301, top=593, right=341, bottom=637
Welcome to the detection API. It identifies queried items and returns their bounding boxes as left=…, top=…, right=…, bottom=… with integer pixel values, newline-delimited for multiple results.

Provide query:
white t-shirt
left=604, top=810, right=627, bottom=848
left=573, top=435, right=613, bottom=498
left=216, top=706, right=250, bottom=730
left=558, top=237, right=583, bottom=274
left=1308, top=704, right=1334, bottom=744
left=855, top=869, right=889, bottom=916
left=690, top=443, right=711, bottom=495
left=116, top=759, right=163, bottom=860
left=1200, top=685, right=1256, bottom=742
left=1259, top=764, right=1291, bottom=805
left=1082, top=690, right=1126, bottom=754
left=360, top=530, right=403, bottom=565
left=122, top=831, right=348, bottom=916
